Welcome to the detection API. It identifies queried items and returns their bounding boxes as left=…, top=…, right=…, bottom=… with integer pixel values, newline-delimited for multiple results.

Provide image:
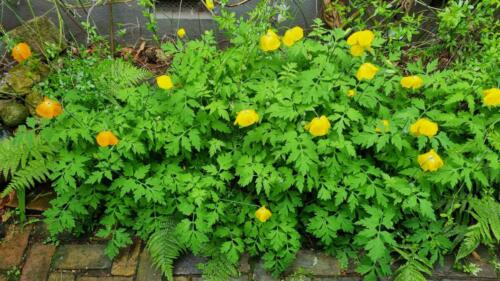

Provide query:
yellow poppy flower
left=356, top=63, right=379, bottom=81
left=260, top=29, right=281, bottom=52
left=483, top=88, right=500, bottom=107
left=410, top=118, right=438, bottom=137
left=418, top=149, right=444, bottom=172
left=234, top=109, right=259, bottom=128
left=35, top=97, right=63, bottom=119
left=12, top=42, right=32, bottom=63
left=255, top=206, right=272, bottom=222
left=177, top=28, right=186, bottom=38
left=375, top=119, right=390, bottom=133
left=346, top=30, right=374, bottom=56
left=347, top=89, right=356, bottom=97
left=96, top=131, right=119, bottom=147
left=283, top=26, right=304, bottom=47
left=305, top=115, right=331, bottom=137
left=401, top=75, right=424, bottom=90
left=157, top=75, right=173, bottom=90
left=205, top=0, right=214, bottom=10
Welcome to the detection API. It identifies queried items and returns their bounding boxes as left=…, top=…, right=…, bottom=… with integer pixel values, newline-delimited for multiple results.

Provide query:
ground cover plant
left=1, top=1, right=499, bottom=281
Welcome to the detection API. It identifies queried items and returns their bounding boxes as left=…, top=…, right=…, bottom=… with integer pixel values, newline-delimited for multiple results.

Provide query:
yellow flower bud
left=305, top=115, right=331, bottom=137
left=255, top=206, right=272, bottom=222
left=157, top=75, right=174, bottom=90
left=260, top=29, right=281, bottom=52
left=375, top=119, right=390, bottom=133
left=177, top=28, right=186, bottom=38
left=347, top=89, right=356, bottom=97
left=418, top=149, right=444, bottom=172
left=283, top=26, right=304, bottom=47
left=410, top=118, right=438, bottom=137
left=401, top=75, right=424, bottom=90
left=205, top=0, right=214, bottom=10
left=234, top=109, right=259, bottom=128
left=356, top=63, right=379, bottom=81
left=483, top=88, right=500, bottom=107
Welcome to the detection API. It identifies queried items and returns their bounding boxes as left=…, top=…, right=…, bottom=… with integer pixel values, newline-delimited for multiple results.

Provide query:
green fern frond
left=394, top=263, right=428, bottom=281
left=2, top=159, right=51, bottom=197
left=146, top=218, right=185, bottom=281
left=199, top=254, right=239, bottom=281
left=94, top=59, right=151, bottom=87
left=456, top=197, right=500, bottom=261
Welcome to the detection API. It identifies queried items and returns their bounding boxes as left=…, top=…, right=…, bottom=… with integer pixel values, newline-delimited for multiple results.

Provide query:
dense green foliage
left=2, top=1, right=499, bottom=281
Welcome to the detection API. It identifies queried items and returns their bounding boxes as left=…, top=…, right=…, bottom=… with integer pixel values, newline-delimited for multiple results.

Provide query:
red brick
left=20, top=243, right=57, bottom=281
left=0, top=224, right=33, bottom=269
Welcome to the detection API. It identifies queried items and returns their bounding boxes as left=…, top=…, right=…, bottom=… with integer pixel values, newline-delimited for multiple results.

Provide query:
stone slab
left=239, top=253, right=251, bottom=273
left=20, top=243, right=57, bottom=281
left=136, top=250, right=162, bottom=281
left=47, top=272, right=76, bottom=281
left=111, top=240, right=141, bottom=276
left=173, top=254, right=207, bottom=275
left=314, top=277, right=363, bottom=281
left=76, top=278, right=133, bottom=281
left=0, top=224, right=33, bottom=269
left=285, top=250, right=341, bottom=276
left=173, top=277, right=190, bottom=281
left=53, top=244, right=112, bottom=270
left=253, top=260, right=279, bottom=281
left=192, top=275, right=248, bottom=281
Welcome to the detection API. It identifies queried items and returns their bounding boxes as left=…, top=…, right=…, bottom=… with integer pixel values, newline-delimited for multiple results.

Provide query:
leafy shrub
left=4, top=2, right=499, bottom=281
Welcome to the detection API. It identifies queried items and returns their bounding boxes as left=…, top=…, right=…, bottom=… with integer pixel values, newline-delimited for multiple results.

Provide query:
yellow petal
left=177, top=28, right=186, bottom=38
left=356, top=63, right=379, bottom=81
left=255, top=206, right=272, bottom=222
left=234, top=109, right=259, bottom=128
left=357, top=30, right=375, bottom=48
left=350, top=45, right=365, bottom=57
left=401, top=75, right=424, bottom=89
left=307, top=115, right=331, bottom=137
left=418, top=149, right=444, bottom=172
left=260, top=29, right=281, bottom=52
left=157, top=75, right=174, bottom=90
left=483, top=88, right=500, bottom=107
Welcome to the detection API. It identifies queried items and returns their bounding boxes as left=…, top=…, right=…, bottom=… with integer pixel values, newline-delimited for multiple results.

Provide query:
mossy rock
left=0, top=63, right=50, bottom=96
left=25, top=91, right=44, bottom=115
left=7, top=16, right=67, bottom=58
left=0, top=101, right=29, bottom=127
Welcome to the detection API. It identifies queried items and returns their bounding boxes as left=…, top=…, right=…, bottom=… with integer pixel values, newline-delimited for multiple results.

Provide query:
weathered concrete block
left=53, top=244, right=112, bottom=270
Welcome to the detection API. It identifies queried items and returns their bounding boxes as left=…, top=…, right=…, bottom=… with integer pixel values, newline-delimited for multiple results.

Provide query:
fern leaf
left=456, top=226, right=481, bottom=261
left=199, top=254, right=239, bottom=281
left=2, top=160, right=50, bottom=197
left=394, top=264, right=428, bottom=281
left=146, top=218, right=185, bottom=281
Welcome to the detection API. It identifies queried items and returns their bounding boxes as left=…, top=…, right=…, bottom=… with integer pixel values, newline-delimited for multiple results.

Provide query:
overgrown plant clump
left=1, top=2, right=499, bottom=281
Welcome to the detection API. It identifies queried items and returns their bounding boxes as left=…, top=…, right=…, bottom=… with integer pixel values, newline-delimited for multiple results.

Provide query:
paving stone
left=136, top=250, right=162, bottom=281
left=0, top=224, right=33, bottom=269
left=20, top=243, right=57, bottom=281
left=47, top=272, right=76, bottom=281
left=53, top=244, right=112, bottom=270
left=314, top=277, right=362, bottom=281
left=111, top=240, right=141, bottom=276
left=192, top=276, right=248, bottom=281
left=253, top=260, right=279, bottom=281
left=76, top=277, right=133, bottom=281
left=285, top=250, right=341, bottom=276
left=173, top=277, right=190, bottom=281
left=173, top=254, right=207, bottom=275
left=239, top=253, right=251, bottom=273
left=432, top=255, right=499, bottom=279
